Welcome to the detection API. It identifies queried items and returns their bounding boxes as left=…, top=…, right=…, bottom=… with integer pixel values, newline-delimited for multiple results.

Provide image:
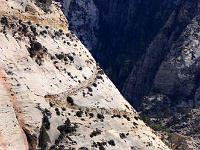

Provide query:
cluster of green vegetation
left=38, top=116, right=51, bottom=150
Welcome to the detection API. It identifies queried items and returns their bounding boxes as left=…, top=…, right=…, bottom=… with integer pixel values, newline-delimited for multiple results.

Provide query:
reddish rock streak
left=0, top=69, right=29, bottom=150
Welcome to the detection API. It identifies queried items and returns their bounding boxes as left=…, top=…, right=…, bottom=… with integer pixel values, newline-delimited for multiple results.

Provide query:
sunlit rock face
left=0, top=0, right=169, bottom=149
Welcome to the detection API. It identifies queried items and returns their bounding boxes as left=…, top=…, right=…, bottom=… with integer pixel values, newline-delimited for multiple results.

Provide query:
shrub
left=55, top=108, right=60, bottom=116
left=19, top=19, right=22, bottom=24
left=1, top=16, right=8, bottom=26
left=43, top=115, right=50, bottom=130
left=134, top=116, right=140, bottom=120
left=97, top=76, right=103, bottom=80
left=92, top=83, right=97, bottom=87
left=54, top=31, right=61, bottom=37
left=87, top=86, right=93, bottom=92
left=89, top=113, right=94, bottom=118
left=133, top=122, right=138, bottom=127
left=43, top=30, right=47, bottom=34
left=68, top=55, right=74, bottom=61
left=55, top=53, right=64, bottom=60
left=123, top=115, right=127, bottom=118
left=45, top=108, right=51, bottom=116
left=49, top=102, right=54, bottom=107
left=92, top=142, right=98, bottom=148
left=66, top=33, right=70, bottom=37
left=97, top=113, right=104, bottom=120
left=62, top=107, right=66, bottom=111
left=111, top=114, right=121, bottom=118
left=38, top=125, right=50, bottom=150
left=108, top=140, right=115, bottom=146
left=127, top=117, right=130, bottom=121
left=119, top=133, right=126, bottom=139
left=34, top=42, right=42, bottom=51
left=99, top=145, right=105, bottom=150
left=90, top=129, right=101, bottom=138
left=27, top=21, right=31, bottom=25
left=79, top=147, right=89, bottom=150
left=22, top=24, right=28, bottom=34
left=10, top=23, right=15, bottom=28
left=57, top=118, right=77, bottom=134
left=64, top=56, right=68, bottom=61
left=67, top=96, right=74, bottom=104
left=59, top=29, right=63, bottom=33
left=56, top=111, right=60, bottom=116
left=51, top=55, right=55, bottom=60
left=76, top=111, right=83, bottom=117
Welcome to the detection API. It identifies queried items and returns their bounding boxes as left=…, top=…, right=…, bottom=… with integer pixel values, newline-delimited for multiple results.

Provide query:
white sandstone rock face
left=0, top=0, right=169, bottom=149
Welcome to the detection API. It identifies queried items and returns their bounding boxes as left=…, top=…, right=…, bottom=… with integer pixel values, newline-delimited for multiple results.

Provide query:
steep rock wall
left=0, top=0, right=169, bottom=149
left=60, top=0, right=179, bottom=89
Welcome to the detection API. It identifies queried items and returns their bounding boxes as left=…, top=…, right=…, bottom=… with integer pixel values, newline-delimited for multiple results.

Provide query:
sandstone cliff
left=61, top=0, right=200, bottom=149
left=0, top=0, right=169, bottom=149
left=123, top=0, right=200, bottom=148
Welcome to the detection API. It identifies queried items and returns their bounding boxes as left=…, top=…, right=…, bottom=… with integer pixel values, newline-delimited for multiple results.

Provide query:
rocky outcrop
left=123, top=0, right=200, bottom=105
left=123, top=0, right=200, bottom=148
left=62, top=0, right=200, bottom=148
left=0, top=0, right=169, bottom=149
left=61, top=0, right=181, bottom=89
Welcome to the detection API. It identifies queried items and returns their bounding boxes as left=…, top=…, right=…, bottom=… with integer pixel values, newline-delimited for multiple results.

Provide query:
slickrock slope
left=0, top=0, right=169, bottom=149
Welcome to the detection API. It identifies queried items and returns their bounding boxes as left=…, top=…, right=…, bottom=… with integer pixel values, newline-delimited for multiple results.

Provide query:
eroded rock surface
left=0, top=0, right=169, bottom=149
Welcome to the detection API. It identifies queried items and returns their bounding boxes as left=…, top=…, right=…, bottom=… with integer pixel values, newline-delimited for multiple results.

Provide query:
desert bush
left=68, top=55, right=74, bottom=61
left=22, top=24, right=28, bottom=34
left=62, top=107, right=66, bottom=111
left=99, top=145, right=105, bottom=150
left=76, top=111, right=83, bottom=117
left=49, top=102, right=54, bottom=107
left=54, top=31, right=61, bottom=37
left=66, top=33, right=70, bottom=37
left=1, top=16, right=8, bottom=26
left=127, top=117, right=130, bottom=121
left=108, top=140, right=115, bottom=146
left=32, top=42, right=42, bottom=51
left=119, top=133, right=126, bottom=139
left=57, top=118, right=77, bottom=134
left=67, top=96, right=74, bottom=105
left=97, top=113, right=104, bottom=119
left=90, top=129, right=101, bottom=138
left=92, top=83, right=97, bottom=87
left=55, top=53, right=64, bottom=60
left=55, top=108, right=60, bottom=116
left=134, top=116, right=140, bottom=120
left=87, top=86, right=93, bottom=92
left=89, top=113, right=94, bottom=118
left=56, top=111, right=60, bottom=116
left=45, top=108, right=51, bottom=116
left=38, top=125, right=50, bottom=150
left=79, top=147, right=89, bottom=150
